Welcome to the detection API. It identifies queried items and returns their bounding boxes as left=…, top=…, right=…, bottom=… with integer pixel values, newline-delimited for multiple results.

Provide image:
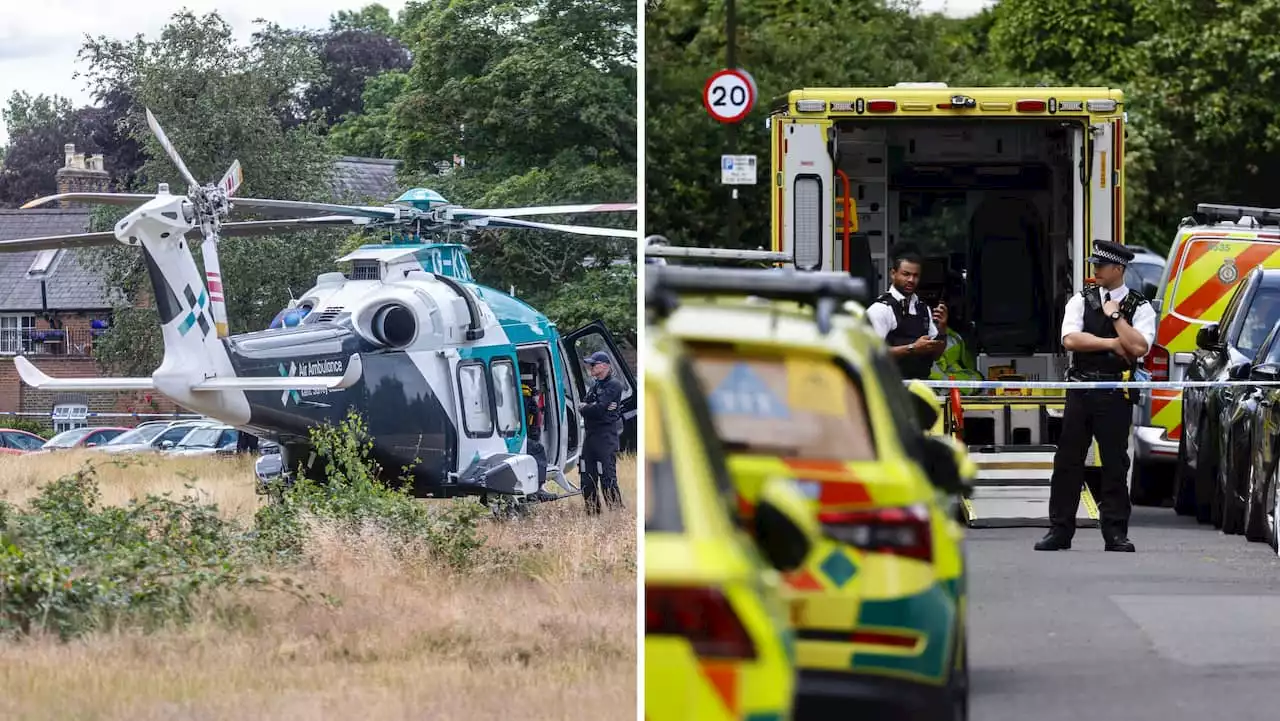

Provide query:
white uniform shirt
left=1060, top=283, right=1157, bottom=350
left=866, top=286, right=939, bottom=341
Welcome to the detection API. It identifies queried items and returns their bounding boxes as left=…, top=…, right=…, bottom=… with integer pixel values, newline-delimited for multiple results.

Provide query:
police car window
left=1236, top=289, right=1280, bottom=360
left=676, top=354, right=737, bottom=500
left=1264, top=325, right=1280, bottom=365
left=868, top=348, right=924, bottom=456
left=458, top=362, right=495, bottom=437
left=645, top=383, right=683, bottom=533
left=685, top=346, right=876, bottom=461
left=491, top=359, right=521, bottom=436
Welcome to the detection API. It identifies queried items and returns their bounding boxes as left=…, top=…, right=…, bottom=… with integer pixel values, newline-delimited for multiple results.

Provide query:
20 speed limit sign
left=703, top=68, right=757, bottom=124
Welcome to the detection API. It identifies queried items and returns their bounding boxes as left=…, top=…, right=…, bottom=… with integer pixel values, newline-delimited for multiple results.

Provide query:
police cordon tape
left=909, top=379, right=1280, bottom=391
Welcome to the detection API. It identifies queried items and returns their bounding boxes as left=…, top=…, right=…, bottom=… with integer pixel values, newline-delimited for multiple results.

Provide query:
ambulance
left=1131, top=205, right=1280, bottom=508
left=769, top=83, right=1125, bottom=527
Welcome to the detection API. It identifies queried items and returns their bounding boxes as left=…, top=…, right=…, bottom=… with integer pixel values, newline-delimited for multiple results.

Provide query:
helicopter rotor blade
left=215, top=215, right=374, bottom=237
left=144, top=108, right=200, bottom=190
left=227, top=197, right=401, bottom=221
left=0, top=231, right=119, bottom=252
left=20, top=192, right=161, bottom=210
left=446, top=202, right=637, bottom=219
left=468, top=215, right=639, bottom=239
left=218, top=159, right=243, bottom=197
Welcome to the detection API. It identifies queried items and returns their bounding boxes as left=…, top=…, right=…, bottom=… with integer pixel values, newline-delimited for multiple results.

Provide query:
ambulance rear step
left=961, top=445, right=1100, bottom=529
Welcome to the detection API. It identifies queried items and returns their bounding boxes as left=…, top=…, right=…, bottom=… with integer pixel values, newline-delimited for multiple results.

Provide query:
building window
left=491, top=358, right=521, bottom=437
left=457, top=361, right=494, bottom=437
left=51, top=403, right=89, bottom=433
left=0, top=314, right=34, bottom=354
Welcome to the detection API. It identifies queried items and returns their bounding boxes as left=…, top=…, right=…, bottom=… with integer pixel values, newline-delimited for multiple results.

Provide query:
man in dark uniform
left=579, top=350, right=625, bottom=514
left=1036, top=240, right=1157, bottom=553
left=866, top=249, right=948, bottom=379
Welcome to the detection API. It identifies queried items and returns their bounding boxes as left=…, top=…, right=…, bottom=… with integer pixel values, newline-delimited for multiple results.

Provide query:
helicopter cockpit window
left=458, top=361, right=495, bottom=437
left=492, top=358, right=521, bottom=436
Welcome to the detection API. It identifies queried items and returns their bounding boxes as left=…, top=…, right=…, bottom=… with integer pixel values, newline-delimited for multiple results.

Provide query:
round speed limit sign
left=703, top=68, right=757, bottom=124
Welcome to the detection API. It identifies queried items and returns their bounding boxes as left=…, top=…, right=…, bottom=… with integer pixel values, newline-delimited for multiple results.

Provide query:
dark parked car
left=1177, top=267, right=1280, bottom=529
left=1229, top=319, right=1280, bottom=550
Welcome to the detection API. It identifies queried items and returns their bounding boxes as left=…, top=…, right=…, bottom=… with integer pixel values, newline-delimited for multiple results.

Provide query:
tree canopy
left=0, top=0, right=638, bottom=373
left=646, top=0, right=1280, bottom=256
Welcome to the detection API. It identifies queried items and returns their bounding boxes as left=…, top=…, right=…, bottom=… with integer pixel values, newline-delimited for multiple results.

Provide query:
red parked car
left=0, top=429, right=50, bottom=455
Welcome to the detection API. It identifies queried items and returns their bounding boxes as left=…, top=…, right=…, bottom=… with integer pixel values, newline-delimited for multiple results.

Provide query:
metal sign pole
left=726, top=0, right=739, bottom=248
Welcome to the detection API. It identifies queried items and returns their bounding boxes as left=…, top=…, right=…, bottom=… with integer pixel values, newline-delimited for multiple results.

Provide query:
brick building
left=0, top=148, right=404, bottom=432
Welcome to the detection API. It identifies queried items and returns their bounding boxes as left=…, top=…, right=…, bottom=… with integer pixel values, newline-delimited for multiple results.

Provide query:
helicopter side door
left=563, top=320, right=637, bottom=453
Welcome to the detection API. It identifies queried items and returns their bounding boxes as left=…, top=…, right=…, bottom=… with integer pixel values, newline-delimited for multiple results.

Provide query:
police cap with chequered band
left=1087, top=240, right=1135, bottom=267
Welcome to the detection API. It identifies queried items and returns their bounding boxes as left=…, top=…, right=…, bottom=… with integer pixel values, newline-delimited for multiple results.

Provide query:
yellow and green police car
left=650, top=265, right=972, bottom=721
left=644, top=318, right=820, bottom=721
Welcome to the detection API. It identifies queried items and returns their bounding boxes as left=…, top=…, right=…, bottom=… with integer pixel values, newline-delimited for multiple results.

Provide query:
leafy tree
left=0, top=91, right=142, bottom=207
left=77, top=10, right=347, bottom=374
left=645, top=0, right=973, bottom=249
left=327, top=70, right=410, bottom=158
left=390, top=0, right=637, bottom=335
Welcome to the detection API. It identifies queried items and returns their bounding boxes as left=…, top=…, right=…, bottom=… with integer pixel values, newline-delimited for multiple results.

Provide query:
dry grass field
left=0, top=449, right=637, bottom=721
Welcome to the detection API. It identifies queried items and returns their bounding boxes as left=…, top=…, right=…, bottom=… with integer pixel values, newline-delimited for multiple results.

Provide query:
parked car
left=1177, top=267, right=1280, bottom=529
left=39, top=426, right=130, bottom=451
left=0, top=428, right=48, bottom=455
left=95, top=419, right=216, bottom=455
left=164, top=424, right=240, bottom=457
left=1222, top=319, right=1280, bottom=550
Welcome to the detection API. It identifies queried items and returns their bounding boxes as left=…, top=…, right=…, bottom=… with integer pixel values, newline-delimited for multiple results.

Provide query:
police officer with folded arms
left=1036, top=240, right=1157, bottom=553
left=866, top=249, right=947, bottom=379
left=579, top=351, right=625, bottom=514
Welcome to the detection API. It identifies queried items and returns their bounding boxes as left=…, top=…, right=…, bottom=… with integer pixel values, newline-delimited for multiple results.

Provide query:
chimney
left=55, top=142, right=110, bottom=208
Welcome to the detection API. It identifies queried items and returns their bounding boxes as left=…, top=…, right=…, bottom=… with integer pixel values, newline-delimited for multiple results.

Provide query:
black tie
left=1105, top=291, right=1111, bottom=303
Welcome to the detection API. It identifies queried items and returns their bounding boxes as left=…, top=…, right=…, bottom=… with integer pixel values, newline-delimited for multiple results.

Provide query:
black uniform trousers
left=581, top=429, right=623, bottom=514
left=1048, top=386, right=1133, bottom=540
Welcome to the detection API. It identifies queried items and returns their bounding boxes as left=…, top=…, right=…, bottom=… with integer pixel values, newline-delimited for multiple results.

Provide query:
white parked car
left=164, top=424, right=241, bottom=457
left=93, top=420, right=217, bottom=454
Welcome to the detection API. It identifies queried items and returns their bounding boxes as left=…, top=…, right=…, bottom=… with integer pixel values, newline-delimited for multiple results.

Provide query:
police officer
left=866, top=249, right=947, bottom=379
left=579, top=351, right=625, bottom=514
left=1035, top=240, right=1157, bottom=553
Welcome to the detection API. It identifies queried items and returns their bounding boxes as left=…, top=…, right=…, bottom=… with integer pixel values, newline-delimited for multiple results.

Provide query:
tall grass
left=0, top=415, right=636, bottom=720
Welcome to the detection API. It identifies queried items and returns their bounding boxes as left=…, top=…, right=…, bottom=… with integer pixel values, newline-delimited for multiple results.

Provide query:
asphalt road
left=969, top=506, right=1280, bottom=721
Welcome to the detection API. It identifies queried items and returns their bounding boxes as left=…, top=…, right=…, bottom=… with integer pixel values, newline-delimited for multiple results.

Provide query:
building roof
left=329, top=156, right=403, bottom=204
left=0, top=209, right=114, bottom=312
left=0, top=156, right=405, bottom=313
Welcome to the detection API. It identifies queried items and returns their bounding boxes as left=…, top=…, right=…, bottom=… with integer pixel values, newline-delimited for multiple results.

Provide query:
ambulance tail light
left=818, top=503, right=933, bottom=562
left=1087, top=99, right=1119, bottom=113
left=646, top=585, right=757, bottom=660
left=1145, top=344, right=1170, bottom=383
left=1016, top=99, right=1047, bottom=112
left=867, top=99, right=897, bottom=113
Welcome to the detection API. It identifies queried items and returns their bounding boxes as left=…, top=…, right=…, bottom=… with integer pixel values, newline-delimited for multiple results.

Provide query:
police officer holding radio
left=1036, top=240, right=1157, bottom=553
left=867, top=249, right=947, bottom=379
left=579, top=351, right=625, bottom=515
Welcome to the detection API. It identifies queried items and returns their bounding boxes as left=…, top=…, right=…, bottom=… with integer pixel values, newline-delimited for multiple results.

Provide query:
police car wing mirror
left=908, top=388, right=941, bottom=432
left=1197, top=323, right=1221, bottom=351
left=1228, top=362, right=1252, bottom=381
left=1250, top=363, right=1280, bottom=383
left=921, top=435, right=970, bottom=497
left=753, top=477, right=820, bottom=572
left=1142, top=281, right=1159, bottom=301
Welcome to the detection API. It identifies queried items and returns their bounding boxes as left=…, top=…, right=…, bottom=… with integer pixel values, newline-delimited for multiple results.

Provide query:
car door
left=563, top=320, right=638, bottom=452
left=1186, top=276, right=1250, bottom=455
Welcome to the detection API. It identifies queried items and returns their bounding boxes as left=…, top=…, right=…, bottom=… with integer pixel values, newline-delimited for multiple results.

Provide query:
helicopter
left=1, top=108, right=638, bottom=504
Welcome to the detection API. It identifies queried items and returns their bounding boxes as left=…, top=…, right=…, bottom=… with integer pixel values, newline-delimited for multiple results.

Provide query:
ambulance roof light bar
left=648, top=265, right=868, bottom=334
left=1193, top=203, right=1280, bottom=228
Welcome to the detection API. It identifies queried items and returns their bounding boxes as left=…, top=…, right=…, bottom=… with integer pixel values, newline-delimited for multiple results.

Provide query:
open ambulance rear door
left=774, top=118, right=833, bottom=271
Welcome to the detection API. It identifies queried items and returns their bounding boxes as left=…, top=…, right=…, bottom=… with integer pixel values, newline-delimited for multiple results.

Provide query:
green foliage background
left=0, top=0, right=637, bottom=374
left=646, top=0, right=1280, bottom=256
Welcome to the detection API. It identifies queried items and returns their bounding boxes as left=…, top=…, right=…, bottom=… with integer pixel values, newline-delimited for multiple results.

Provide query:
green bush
left=0, top=410, right=489, bottom=640
left=251, top=409, right=489, bottom=569
left=6, top=418, right=52, bottom=438
left=0, top=465, right=266, bottom=639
